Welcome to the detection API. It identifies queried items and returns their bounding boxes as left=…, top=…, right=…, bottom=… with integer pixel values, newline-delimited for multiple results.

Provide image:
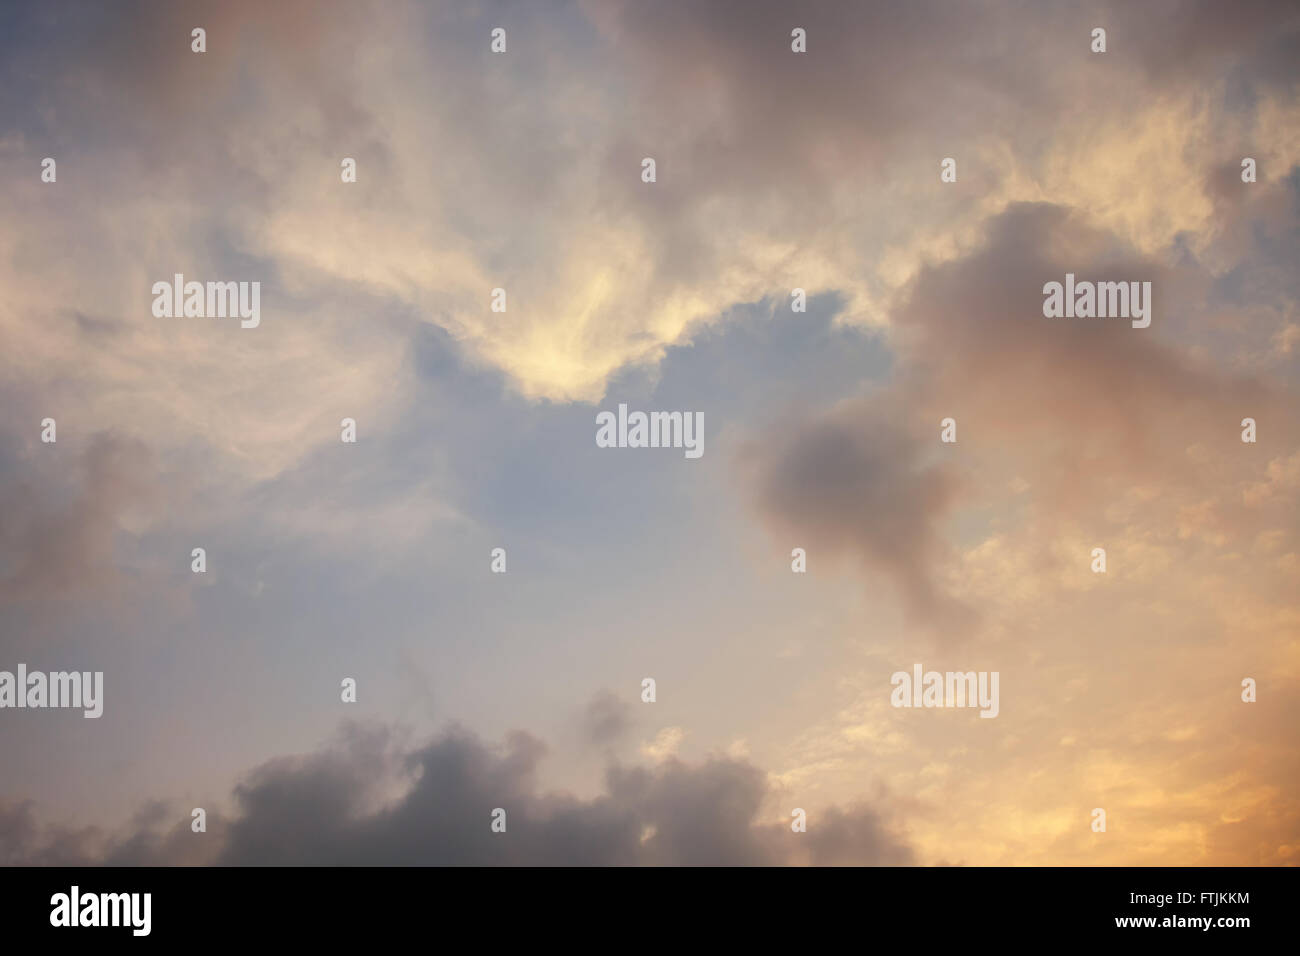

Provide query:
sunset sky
left=1, top=0, right=1297, bottom=865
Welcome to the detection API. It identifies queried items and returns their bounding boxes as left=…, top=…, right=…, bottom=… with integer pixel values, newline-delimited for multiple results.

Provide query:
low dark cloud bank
left=0, top=720, right=912, bottom=866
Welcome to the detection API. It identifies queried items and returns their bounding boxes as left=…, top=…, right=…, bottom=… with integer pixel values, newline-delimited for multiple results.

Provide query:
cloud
left=0, top=432, right=158, bottom=606
left=640, top=726, right=688, bottom=762
left=1, top=721, right=912, bottom=866
left=3, top=0, right=1296, bottom=452
left=737, top=398, right=970, bottom=632
left=0, top=800, right=101, bottom=866
left=735, top=199, right=1299, bottom=635
left=581, top=689, right=632, bottom=749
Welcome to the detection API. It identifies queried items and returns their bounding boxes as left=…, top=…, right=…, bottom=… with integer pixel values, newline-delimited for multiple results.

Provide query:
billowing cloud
left=738, top=199, right=1299, bottom=638
left=1, top=722, right=913, bottom=866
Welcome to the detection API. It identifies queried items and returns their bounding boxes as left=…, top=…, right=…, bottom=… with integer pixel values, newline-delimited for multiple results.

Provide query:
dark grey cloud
left=737, top=398, right=970, bottom=633
left=580, top=689, right=632, bottom=749
left=1, top=722, right=912, bottom=866
left=802, top=802, right=918, bottom=867
left=0, top=800, right=102, bottom=866
left=215, top=723, right=910, bottom=865
left=0, top=795, right=220, bottom=867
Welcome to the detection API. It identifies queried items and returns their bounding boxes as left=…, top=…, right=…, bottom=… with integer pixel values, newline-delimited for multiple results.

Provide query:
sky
left=1, top=0, right=1298, bottom=865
